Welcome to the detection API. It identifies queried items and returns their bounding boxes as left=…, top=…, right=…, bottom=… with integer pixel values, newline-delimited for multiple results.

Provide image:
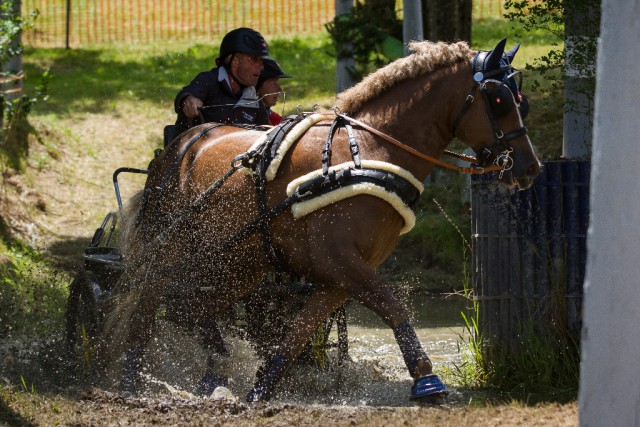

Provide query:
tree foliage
left=325, top=0, right=403, bottom=82
left=504, top=0, right=600, bottom=101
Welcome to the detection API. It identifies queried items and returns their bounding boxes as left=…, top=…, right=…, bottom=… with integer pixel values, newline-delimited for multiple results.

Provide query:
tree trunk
left=335, top=0, right=355, bottom=92
left=421, top=0, right=472, bottom=43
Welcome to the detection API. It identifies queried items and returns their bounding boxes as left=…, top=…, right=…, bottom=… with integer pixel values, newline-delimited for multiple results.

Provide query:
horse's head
left=452, top=38, right=541, bottom=190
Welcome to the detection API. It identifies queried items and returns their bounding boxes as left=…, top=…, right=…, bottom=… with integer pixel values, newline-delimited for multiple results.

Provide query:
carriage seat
left=164, top=125, right=177, bottom=147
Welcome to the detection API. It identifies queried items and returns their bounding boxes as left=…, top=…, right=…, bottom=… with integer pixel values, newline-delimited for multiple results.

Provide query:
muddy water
left=141, top=293, right=472, bottom=407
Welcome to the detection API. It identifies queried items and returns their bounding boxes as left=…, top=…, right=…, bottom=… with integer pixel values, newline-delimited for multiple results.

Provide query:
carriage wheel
left=334, top=304, right=350, bottom=362
left=66, top=270, right=101, bottom=375
left=304, top=304, right=350, bottom=367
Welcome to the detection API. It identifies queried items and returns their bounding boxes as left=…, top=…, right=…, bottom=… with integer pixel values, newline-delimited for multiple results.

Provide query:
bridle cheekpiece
left=451, top=49, right=530, bottom=176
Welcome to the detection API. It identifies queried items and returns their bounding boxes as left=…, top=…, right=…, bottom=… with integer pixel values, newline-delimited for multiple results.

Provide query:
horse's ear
left=505, top=43, right=521, bottom=64
left=484, top=37, right=507, bottom=71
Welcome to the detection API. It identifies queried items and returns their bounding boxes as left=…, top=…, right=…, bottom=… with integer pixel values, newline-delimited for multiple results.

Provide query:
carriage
left=66, top=38, right=539, bottom=405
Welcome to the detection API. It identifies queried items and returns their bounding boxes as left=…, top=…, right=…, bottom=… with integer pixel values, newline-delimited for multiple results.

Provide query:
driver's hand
left=182, top=96, right=203, bottom=118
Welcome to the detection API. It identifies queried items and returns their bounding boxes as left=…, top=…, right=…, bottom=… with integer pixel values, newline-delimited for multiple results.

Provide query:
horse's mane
left=335, top=40, right=471, bottom=114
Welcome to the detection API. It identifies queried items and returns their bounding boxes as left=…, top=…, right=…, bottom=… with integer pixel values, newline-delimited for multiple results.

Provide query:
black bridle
left=451, top=51, right=529, bottom=174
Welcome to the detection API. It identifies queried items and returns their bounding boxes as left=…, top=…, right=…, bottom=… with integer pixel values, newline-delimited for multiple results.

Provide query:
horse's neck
left=352, top=64, right=469, bottom=181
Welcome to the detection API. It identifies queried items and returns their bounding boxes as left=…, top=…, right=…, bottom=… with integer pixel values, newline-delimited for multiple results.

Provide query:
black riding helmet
left=218, top=27, right=273, bottom=64
left=257, top=59, right=291, bottom=89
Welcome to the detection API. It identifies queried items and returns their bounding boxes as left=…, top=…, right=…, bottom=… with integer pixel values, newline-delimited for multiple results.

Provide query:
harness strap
left=337, top=113, right=502, bottom=174
left=322, top=117, right=342, bottom=176
left=451, top=83, right=478, bottom=136
left=323, top=116, right=363, bottom=175
left=502, top=126, right=528, bottom=142
left=344, top=120, right=362, bottom=169
left=253, top=156, right=285, bottom=270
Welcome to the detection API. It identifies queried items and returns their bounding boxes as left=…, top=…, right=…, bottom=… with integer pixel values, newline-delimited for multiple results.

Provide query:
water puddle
left=140, top=293, right=472, bottom=406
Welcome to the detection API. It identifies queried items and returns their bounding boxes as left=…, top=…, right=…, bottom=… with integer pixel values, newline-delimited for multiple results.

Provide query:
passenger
left=256, top=59, right=291, bottom=126
left=173, top=27, right=272, bottom=136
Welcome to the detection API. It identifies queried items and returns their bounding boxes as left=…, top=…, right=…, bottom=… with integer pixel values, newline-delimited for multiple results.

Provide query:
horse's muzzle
left=500, top=160, right=541, bottom=190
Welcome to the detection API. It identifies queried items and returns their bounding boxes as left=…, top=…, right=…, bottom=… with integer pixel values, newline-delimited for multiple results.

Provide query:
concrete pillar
left=578, top=0, right=640, bottom=425
left=402, top=0, right=423, bottom=55
left=335, top=0, right=355, bottom=93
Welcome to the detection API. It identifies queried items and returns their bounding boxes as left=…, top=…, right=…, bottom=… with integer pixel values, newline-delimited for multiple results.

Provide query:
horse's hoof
left=120, top=347, right=144, bottom=396
left=246, top=385, right=267, bottom=403
left=197, top=374, right=229, bottom=396
left=410, top=374, right=448, bottom=405
left=245, top=354, right=288, bottom=403
left=120, top=376, right=139, bottom=397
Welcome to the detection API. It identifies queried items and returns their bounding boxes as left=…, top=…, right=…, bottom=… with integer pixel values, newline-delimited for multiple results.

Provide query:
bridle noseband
left=451, top=50, right=529, bottom=176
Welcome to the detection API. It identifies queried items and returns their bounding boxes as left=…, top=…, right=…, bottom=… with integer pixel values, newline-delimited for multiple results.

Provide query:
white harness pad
left=241, top=115, right=424, bottom=235
left=286, top=160, right=424, bottom=235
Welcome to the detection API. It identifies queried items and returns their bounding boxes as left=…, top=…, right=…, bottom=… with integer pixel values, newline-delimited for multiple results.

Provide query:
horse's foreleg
left=246, top=286, right=350, bottom=402
left=338, top=268, right=448, bottom=404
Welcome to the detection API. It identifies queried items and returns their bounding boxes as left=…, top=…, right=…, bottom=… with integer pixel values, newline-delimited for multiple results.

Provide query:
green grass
left=22, top=34, right=336, bottom=121
left=0, top=238, right=70, bottom=337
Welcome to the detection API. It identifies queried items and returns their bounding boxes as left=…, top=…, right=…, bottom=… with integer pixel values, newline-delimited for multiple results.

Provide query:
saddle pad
left=287, top=160, right=424, bottom=235
left=266, top=113, right=332, bottom=180
left=241, top=113, right=330, bottom=179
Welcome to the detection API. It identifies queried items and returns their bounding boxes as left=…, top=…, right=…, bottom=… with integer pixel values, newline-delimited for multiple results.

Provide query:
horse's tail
left=118, top=189, right=144, bottom=258
left=98, top=283, right=145, bottom=385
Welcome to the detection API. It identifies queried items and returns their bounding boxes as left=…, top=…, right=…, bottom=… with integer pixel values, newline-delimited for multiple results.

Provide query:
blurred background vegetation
left=1, top=1, right=565, bottom=336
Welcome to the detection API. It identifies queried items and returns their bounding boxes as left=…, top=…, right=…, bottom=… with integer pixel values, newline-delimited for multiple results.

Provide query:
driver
left=173, top=27, right=272, bottom=135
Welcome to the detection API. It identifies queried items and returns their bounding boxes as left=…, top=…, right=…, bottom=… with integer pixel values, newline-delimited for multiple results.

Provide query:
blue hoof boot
left=246, top=354, right=287, bottom=403
left=121, top=347, right=144, bottom=396
left=197, top=374, right=229, bottom=396
left=410, top=374, right=448, bottom=405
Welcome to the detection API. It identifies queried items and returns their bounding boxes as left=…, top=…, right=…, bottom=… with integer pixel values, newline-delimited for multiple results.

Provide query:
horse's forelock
left=335, top=40, right=471, bottom=114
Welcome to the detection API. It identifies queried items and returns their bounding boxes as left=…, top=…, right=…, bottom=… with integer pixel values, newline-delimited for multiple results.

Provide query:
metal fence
left=20, top=0, right=507, bottom=49
left=471, top=160, right=589, bottom=354
left=21, top=0, right=336, bottom=48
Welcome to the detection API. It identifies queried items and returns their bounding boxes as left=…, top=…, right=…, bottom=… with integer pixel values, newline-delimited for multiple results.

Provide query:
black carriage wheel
left=66, top=270, right=100, bottom=374
left=307, top=304, right=350, bottom=367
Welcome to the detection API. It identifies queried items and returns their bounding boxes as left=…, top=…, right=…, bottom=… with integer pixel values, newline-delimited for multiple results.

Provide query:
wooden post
left=65, top=0, right=71, bottom=49
left=579, top=0, right=640, bottom=423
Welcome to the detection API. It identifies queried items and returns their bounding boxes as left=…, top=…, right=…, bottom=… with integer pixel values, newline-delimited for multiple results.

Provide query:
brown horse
left=105, top=38, right=540, bottom=403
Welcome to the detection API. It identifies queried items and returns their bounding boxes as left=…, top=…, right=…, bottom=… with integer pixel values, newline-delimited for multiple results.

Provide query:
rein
left=335, top=112, right=503, bottom=175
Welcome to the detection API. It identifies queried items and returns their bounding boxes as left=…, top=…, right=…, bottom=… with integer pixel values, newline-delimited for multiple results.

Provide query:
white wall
left=579, top=0, right=640, bottom=425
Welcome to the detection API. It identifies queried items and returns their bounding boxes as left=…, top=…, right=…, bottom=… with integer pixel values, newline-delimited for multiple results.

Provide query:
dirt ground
left=0, top=108, right=579, bottom=426
left=1, top=386, right=578, bottom=427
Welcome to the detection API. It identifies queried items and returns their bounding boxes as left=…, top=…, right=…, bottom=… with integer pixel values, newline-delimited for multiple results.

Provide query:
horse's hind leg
left=119, top=280, right=166, bottom=395
left=246, top=286, right=350, bottom=402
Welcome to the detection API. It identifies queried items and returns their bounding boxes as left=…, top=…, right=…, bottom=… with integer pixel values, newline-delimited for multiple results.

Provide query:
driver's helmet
left=218, top=28, right=273, bottom=63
